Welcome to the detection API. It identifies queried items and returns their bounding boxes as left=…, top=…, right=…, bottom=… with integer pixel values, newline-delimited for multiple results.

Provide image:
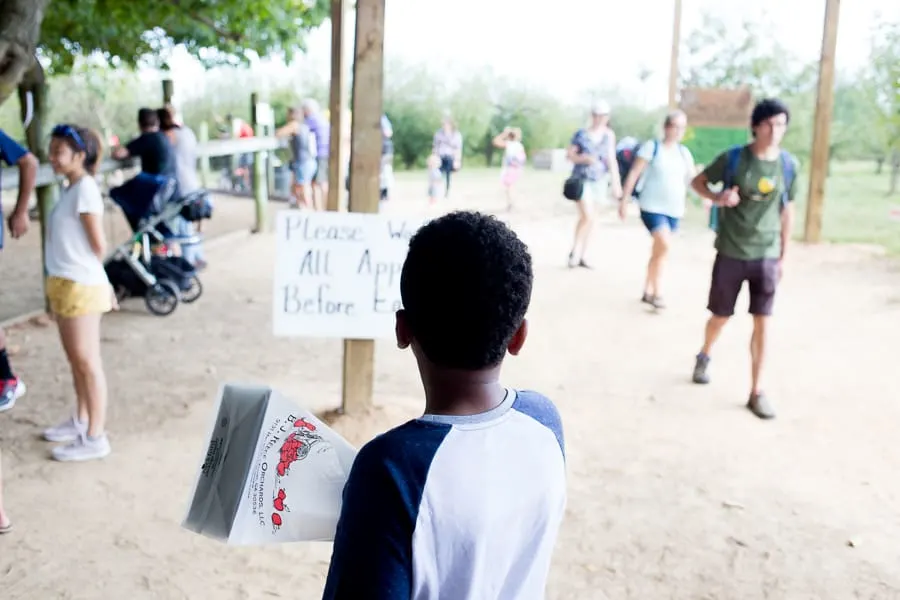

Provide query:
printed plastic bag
left=182, top=383, right=357, bottom=545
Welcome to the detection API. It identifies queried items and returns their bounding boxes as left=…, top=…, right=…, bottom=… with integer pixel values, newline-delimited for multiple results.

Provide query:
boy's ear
left=395, top=309, right=411, bottom=349
left=507, top=319, right=528, bottom=356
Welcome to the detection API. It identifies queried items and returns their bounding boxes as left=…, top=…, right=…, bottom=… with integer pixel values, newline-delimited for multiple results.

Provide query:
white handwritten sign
left=272, top=211, right=422, bottom=339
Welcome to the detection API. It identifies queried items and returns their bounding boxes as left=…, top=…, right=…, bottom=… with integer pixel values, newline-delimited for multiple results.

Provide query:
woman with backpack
left=565, top=101, right=622, bottom=269
left=619, top=110, right=695, bottom=309
left=276, top=106, right=318, bottom=210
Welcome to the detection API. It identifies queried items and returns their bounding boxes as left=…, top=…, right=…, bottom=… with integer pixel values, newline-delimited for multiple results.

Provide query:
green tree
left=868, top=19, right=900, bottom=192
left=1, top=0, right=330, bottom=107
left=0, top=0, right=330, bottom=176
left=681, top=13, right=817, bottom=98
left=383, top=61, right=444, bottom=169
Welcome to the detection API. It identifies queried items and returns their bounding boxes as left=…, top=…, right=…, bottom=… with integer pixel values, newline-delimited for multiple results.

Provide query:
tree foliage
left=681, top=14, right=818, bottom=98
left=39, top=0, right=329, bottom=73
left=680, top=10, right=899, bottom=174
left=0, top=0, right=330, bottom=106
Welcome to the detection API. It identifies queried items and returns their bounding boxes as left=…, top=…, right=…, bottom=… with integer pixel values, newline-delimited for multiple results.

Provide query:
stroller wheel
left=181, top=275, right=203, bottom=304
left=145, top=280, right=180, bottom=316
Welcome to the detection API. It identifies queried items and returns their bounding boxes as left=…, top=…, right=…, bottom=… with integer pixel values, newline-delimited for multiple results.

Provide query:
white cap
left=591, top=100, right=611, bottom=115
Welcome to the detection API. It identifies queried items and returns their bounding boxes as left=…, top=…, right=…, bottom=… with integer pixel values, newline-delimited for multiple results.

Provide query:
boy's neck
left=421, top=366, right=507, bottom=417
left=749, top=139, right=781, bottom=160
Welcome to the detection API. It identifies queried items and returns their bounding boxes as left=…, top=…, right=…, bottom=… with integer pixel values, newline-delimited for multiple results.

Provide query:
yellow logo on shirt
left=758, top=177, right=776, bottom=195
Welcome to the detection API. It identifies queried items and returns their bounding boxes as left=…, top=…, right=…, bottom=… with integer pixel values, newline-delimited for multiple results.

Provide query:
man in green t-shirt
left=688, top=99, right=799, bottom=420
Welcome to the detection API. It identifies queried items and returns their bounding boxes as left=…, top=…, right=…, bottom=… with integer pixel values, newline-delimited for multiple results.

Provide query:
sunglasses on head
left=51, top=124, right=86, bottom=151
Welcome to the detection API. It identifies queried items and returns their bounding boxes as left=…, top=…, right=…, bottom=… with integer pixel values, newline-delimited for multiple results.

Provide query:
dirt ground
left=1, top=170, right=899, bottom=599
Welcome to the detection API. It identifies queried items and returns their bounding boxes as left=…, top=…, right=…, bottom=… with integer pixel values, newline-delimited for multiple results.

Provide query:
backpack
left=618, top=140, right=687, bottom=200
left=708, top=146, right=796, bottom=232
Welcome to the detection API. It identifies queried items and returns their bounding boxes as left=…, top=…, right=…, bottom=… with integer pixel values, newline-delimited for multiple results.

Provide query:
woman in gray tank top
left=276, top=107, right=318, bottom=209
left=159, top=107, right=207, bottom=268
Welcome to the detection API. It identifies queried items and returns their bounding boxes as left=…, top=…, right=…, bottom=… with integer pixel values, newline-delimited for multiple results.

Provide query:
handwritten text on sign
left=272, top=211, right=422, bottom=339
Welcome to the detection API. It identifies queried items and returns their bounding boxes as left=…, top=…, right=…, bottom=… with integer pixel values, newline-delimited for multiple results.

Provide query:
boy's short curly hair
left=400, top=211, right=533, bottom=370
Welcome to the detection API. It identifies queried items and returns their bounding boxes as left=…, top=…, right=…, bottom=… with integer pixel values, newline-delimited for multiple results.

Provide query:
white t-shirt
left=45, top=175, right=109, bottom=286
left=635, top=140, right=695, bottom=218
left=503, top=141, right=526, bottom=168
left=323, top=388, right=566, bottom=600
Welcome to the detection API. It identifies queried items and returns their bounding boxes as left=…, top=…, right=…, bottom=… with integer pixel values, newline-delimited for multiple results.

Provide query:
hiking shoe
left=43, top=416, right=87, bottom=443
left=692, top=354, right=711, bottom=384
left=747, top=393, right=775, bottom=420
left=0, top=378, right=25, bottom=413
left=51, top=434, right=111, bottom=462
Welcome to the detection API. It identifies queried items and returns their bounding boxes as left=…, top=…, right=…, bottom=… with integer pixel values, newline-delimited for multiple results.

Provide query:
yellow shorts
left=46, top=276, right=112, bottom=319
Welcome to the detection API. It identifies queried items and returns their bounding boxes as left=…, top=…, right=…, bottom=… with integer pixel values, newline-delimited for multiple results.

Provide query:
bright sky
left=167, top=0, right=899, bottom=107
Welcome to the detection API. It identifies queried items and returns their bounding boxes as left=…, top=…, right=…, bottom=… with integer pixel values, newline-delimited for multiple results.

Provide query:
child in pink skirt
left=493, top=127, right=526, bottom=210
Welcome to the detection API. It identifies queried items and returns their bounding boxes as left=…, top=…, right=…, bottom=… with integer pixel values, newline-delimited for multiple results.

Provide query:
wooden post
left=198, top=121, right=211, bottom=188
left=17, top=66, right=54, bottom=312
left=341, top=0, right=385, bottom=414
left=327, top=0, right=348, bottom=212
left=162, top=79, right=174, bottom=105
left=804, top=0, right=841, bottom=243
left=668, top=0, right=683, bottom=109
left=250, top=93, right=269, bottom=233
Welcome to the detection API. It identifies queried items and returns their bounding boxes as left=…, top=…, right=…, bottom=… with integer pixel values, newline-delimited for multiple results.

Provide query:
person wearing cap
left=565, top=101, right=622, bottom=269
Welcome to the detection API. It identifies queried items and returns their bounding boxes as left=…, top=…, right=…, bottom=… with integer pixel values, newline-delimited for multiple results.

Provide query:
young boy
left=689, top=98, right=798, bottom=420
left=322, top=211, right=566, bottom=599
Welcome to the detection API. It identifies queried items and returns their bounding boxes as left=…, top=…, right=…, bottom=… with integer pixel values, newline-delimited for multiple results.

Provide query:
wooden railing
left=1, top=136, right=284, bottom=187
left=1, top=135, right=287, bottom=233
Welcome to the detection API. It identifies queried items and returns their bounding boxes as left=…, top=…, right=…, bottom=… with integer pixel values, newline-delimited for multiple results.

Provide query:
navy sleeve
left=513, top=390, right=565, bottom=459
left=569, top=129, right=585, bottom=153
left=322, top=421, right=450, bottom=600
left=0, top=130, right=28, bottom=166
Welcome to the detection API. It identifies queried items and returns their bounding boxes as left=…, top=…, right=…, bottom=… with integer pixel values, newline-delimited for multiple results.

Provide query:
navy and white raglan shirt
left=322, top=389, right=566, bottom=600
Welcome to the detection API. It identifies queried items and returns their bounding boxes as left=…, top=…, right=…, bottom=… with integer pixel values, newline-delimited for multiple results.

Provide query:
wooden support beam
left=804, top=0, right=841, bottom=243
left=327, top=0, right=348, bottom=213
left=668, top=0, right=683, bottom=109
left=162, top=79, right=174, bottom=105
left=341, top=0, right=385, bottom=415
left=250, top=92, right=269, bottom=233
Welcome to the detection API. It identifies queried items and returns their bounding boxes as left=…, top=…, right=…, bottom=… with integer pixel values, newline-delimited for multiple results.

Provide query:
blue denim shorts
left=640, top=211, right=680, bottom=233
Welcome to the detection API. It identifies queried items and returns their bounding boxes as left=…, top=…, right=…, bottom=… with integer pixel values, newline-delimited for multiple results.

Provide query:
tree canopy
left=0, top=0, right=330, bottom=106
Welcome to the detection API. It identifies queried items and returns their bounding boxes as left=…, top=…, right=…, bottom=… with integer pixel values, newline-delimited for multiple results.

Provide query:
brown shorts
left=707, top=253, right=780, bottom=317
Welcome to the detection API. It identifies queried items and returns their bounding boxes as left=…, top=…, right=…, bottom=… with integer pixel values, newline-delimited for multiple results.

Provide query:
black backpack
left=616, top=140, right=660, bottom=200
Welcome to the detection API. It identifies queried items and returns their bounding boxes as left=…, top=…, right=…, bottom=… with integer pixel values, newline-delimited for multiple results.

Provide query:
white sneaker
left=51, top=434, right=111, bottom=462
left=43, top=416, right=87, bottom=443
left=0, top=378, right=26, bottom=413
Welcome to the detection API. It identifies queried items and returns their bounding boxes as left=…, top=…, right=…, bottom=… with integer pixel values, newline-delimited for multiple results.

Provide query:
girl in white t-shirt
left=42, top=124, right=115, bottom=462
left=493, top=127, right=526, bottom=210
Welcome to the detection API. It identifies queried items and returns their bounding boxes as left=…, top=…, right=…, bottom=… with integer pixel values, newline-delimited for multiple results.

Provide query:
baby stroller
left=104, top=174, right=213, bottom=316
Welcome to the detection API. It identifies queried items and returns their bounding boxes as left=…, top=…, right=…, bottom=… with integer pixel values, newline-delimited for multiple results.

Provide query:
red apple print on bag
left=294, top=418, right=316, bottom=432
